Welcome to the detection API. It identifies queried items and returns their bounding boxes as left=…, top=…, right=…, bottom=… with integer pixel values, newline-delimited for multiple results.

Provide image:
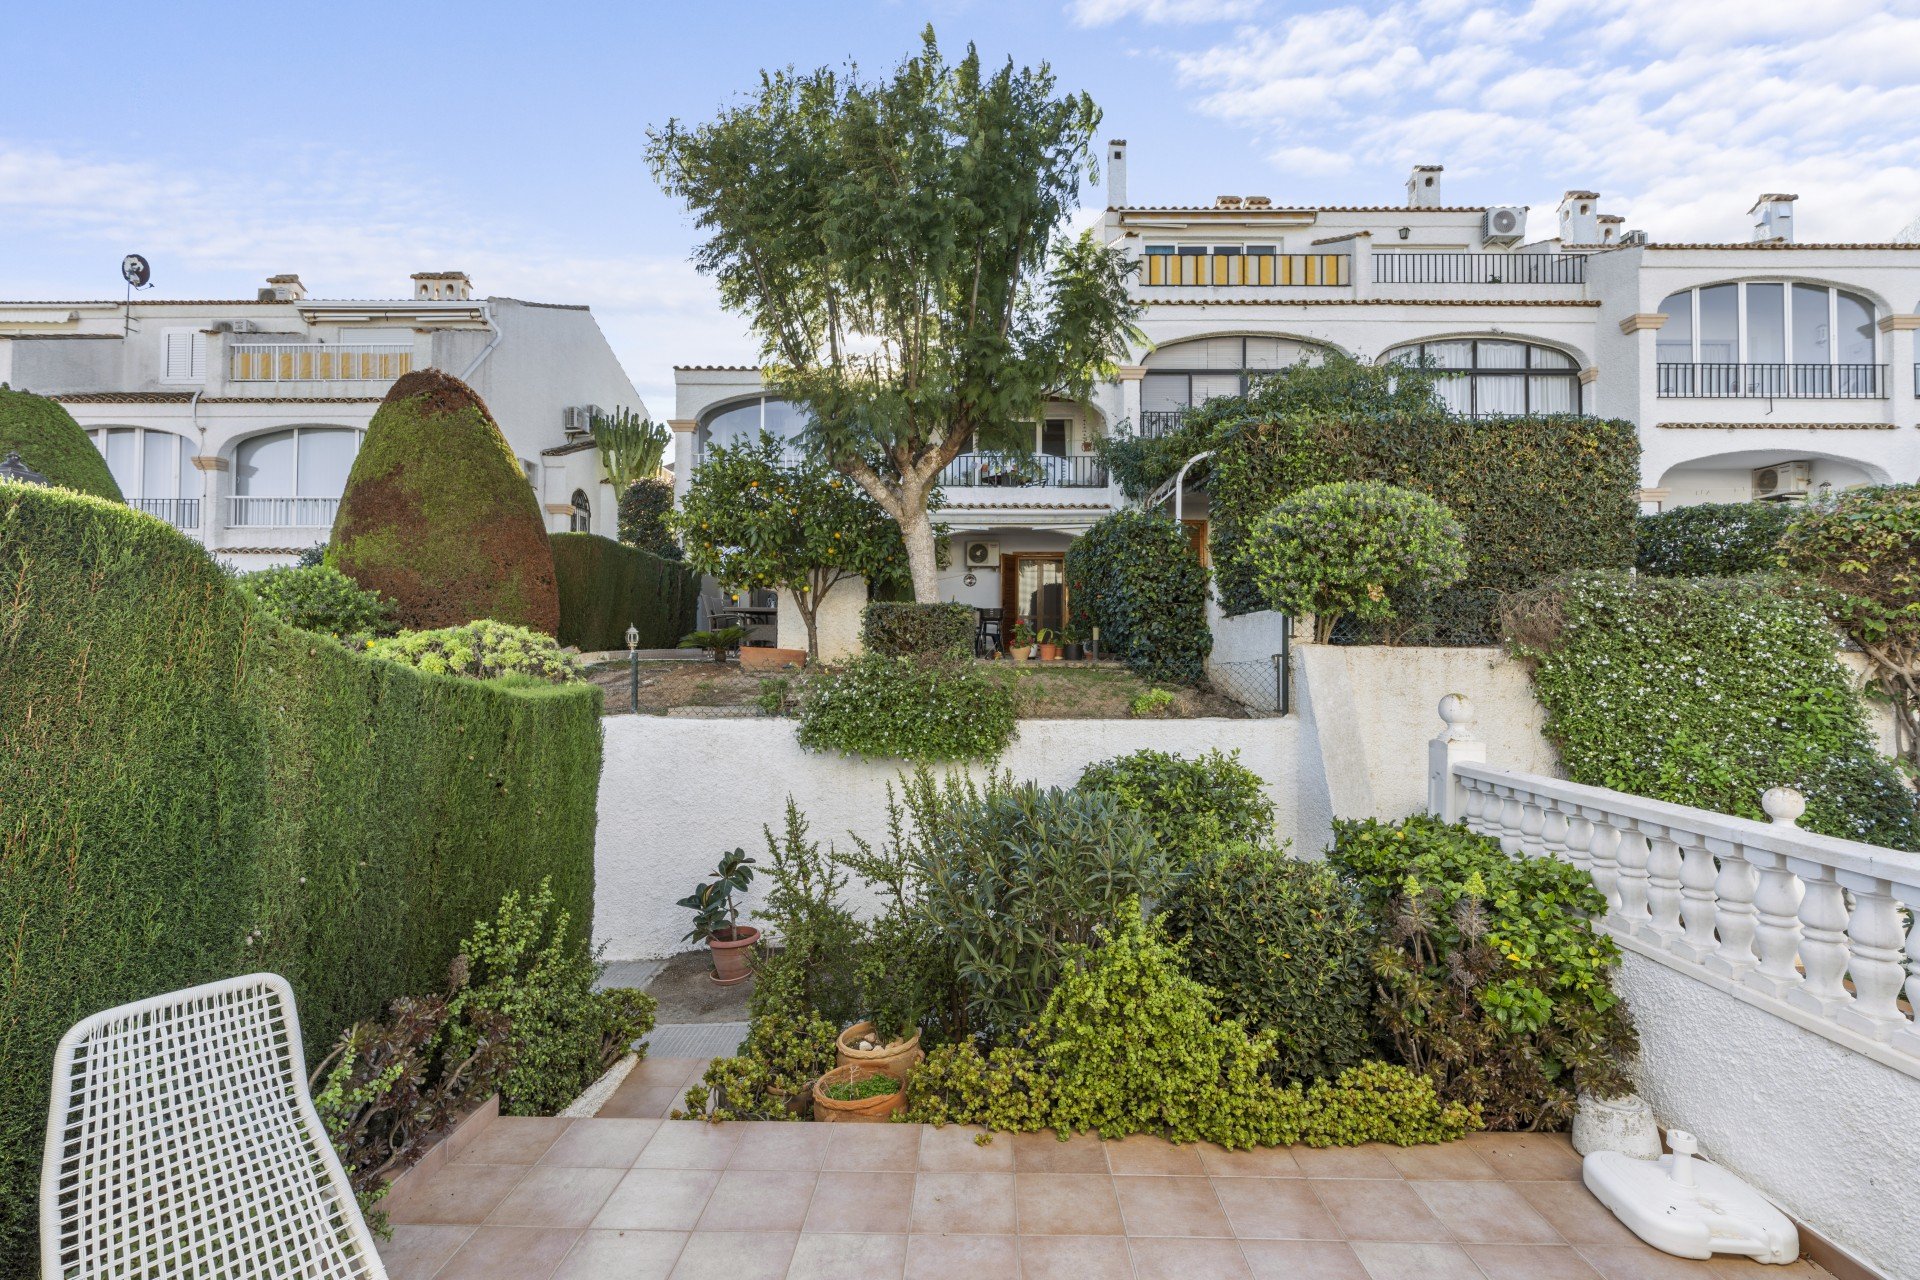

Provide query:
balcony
left=229, top=496, right=338, bottom=528
left=1373, top=252, right=1585, bottom=285
left=936, top=452, right=1108, bottom=489
left=132, top=497, right=200, bottom=530
left=1141, top=252, right=1349, bottom=288
left=1138, top=410, right=1191, bottom=438
left=229, top=343, right=412, bottom=383
left=1656, top=363, right=1888, bottom=400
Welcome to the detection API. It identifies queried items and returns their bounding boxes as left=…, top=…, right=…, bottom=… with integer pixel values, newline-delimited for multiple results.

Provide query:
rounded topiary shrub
left=1064, top=510, right=1210, bottom=683
left=1636, top=501, right=1797, bottom=577
left=240, top=564, right=392, bottom=639
left=329, top=370, right=559, bottom=634
left=0, top=385, right=122, bottom=501
left=1076, top=748, right=1273, bottom=866
left=861, top=601, right=976, bottom=660
left=365, top=620, right=581, bottom=684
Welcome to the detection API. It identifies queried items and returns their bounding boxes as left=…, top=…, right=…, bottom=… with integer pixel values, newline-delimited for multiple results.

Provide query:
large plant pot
left=739, top=646, right=806, bottom=672
left=1572, top=1090, right=1661, bottom=1159
left=835, top=1020, right=925, bottom=1081
left=1037, top=644, right=1061, bottom=661
left=1064, top=643, right=1085, bottom=661
left=706, top=925, right=760, bottom=986
left=812, top=1064, right=906, bottom=1123
left=1011, top=647, right=1032, bottom=662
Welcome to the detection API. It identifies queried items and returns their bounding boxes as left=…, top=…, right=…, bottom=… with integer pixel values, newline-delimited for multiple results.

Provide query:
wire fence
left=1207, top=659, right=1289, bottom=715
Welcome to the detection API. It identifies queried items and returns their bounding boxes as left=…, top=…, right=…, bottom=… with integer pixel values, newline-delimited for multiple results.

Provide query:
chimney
left=1106, top=139, right=1128, bottom=208
left=1407, top=165, right=1443, bottom=209
left=264, top=273, right=306, bottom=302
left=1215, top=195, right=1244, bottom=209
left=1750, top=193, right=1797, bottom=243
left=411, top=271, right=473, bottom=301
left=1598, top=214, right=1624, bottom=246
left=1557, top=191, right=1601, bottom=245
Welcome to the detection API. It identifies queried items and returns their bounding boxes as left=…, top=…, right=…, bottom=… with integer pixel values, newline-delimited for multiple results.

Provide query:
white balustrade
left=1427, top=695, right=1920, bottom=1077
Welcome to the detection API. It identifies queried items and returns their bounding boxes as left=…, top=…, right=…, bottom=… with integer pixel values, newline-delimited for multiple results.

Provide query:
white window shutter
left=163, top=330, right=207, bottom=381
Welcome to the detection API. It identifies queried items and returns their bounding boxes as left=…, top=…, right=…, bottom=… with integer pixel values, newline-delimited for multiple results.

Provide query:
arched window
left=1656, top=282, right=1879, bottom=397
left=1140, top=336, right=1328, bottom=434
left=88, top=427, right=202, bottom=528
left=231, top=426, right=362, bottom=527
left=1387, top=339, right=1581, bottom=416
left=570, top=489, right=592, bottom=533
left=697, top=396, right=812, bottom=458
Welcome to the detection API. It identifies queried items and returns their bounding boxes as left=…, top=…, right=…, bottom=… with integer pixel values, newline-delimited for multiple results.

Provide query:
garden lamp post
left=625, top=624, right=640, bottom=715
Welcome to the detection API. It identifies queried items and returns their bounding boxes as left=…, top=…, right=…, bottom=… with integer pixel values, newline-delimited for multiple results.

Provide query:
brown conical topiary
left=329, top=369, right=559, bottom=634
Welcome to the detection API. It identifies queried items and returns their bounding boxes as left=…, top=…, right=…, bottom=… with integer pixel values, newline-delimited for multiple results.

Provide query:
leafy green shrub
left=617, top=478, right=680, bottom=556
left=241, top=563, right=393, bottom=638
left=1129, top=687, right=1175, bottom=719
left=0, top=485, right=601, bottom=1273
left=1505, top=571, right=1917, bottom=846
left=679, top=1002, right=840, bottom=1121
left=679, top=626, right=746, bottom=662
left=861, top=601, right=976, bottom=660
left=823, top=1073, right=901, bottom=1101
left=797, top=653, right=1017, bottom=762
left=551, top=531, right=699, bottom=650
left=1330, top=816, right=1637, bottom=1130
left=1161, top=844, right=1371, bottom=1082
left=0, top=384, right=123, bottom=500
left=1636, top=501, right=1796, bottom=577
left=1064, top=509, right=1210, bottom=682
left=330, top=369, right=559, bottom=634
left=1077, top=748, right=1273, bottom=866
left=1240, top=481, right=1467, bottom=642
left=367, top=620, right=581, bottom=683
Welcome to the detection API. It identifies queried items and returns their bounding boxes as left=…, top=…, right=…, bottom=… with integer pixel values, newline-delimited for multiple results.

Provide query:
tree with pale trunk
left=645, top=29, right=1141, bottom=602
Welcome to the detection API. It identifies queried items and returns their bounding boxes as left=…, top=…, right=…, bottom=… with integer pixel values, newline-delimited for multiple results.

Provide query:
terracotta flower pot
left=812, top=1064, right=907, bottom=1123
left=835, top=1021, right=925, bottom=1081
left=1037, top=644, right=1061, bottom=661
left=739, top=646, right=806, bottom=672
left=706, top=925, right=760, bottom=985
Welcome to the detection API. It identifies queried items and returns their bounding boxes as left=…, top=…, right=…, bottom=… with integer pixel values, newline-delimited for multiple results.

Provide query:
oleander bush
left=1064, top=509, right=1210, bottom=682
left=1331, top=815, right=1637, bottom=1131
left=240, top=563, right=393, bottom=639
left=551, top=531, right=700, bottom=651
left=1635, top=501, right=1797, bottom=577
left=0, top=484, right=601, bottom=1275
left=366, top=620, right=581, bottom=684
left=860, top=601, right=977, bottom=660
left=1504, top=570, right=1918, bottom=847
left=796, top=653, right=1016, bottom=762
left=0, top=384, right=123, bottom=500
left=1076, top=748, right=1273, bottom=866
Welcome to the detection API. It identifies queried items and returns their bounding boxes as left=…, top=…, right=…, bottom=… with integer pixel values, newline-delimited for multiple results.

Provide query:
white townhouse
left=674, top=145, right=1920, bottom=635
left=0, top=272, right=647, bottom=570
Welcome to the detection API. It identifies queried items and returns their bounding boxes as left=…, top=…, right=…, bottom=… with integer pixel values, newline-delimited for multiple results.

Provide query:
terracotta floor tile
left=634, top=1121, right=742, bottom=1170
left=1198, top=1143, right=1303, bottom=1178
left=1467, top=1243, right=1607, bottom=1279
left=912, top=1170, right=1018, bottom=1234
left=1347, top=1240, right=1485, bottom=1280
left=1513, top=1181, right=1648, bottom=1247
left=379, top=1224, right=475, bottom=1279
left=1289, top=1144, right=1402, bottom=1179
left=1019, top=1233, right=1134, bottom=1279
left=539, top=1119, right=661, bottom=1169
left=787, top=1232, right=910, bottom=1279
left=550, top=1229, right=688, bottom=1280
left=805, top=1170, right=917, bottom=1234
left=387, top=1164, right=528, bottom=1226
left=1014, top=1172, right=1125, bottom=1235
left=1382, top=1142, right=1498, bottom=1181
left=668, top=1230, right=797, bottom=1280
left=1112, top=1175, right=1234, bottom=1237
left=598, top=1084, right=687, bottom=1120
left=1009, top=1129, right=1110, bottom=1173
left=1127, top=1235, right=1254, bottom=1279
left=627, top=1056, right=709, bottom=1088
left=695, top=1168, right=817, bottom=1232
left=1104, top=1133, right=1208, bottom=1176
left=1413, top=1179, right=1562, bottom=1244
left=1238, top=1239, right=1371, bottom=1280
left=824, top=1122, right=924, bottom=1171
left=919, top=1123, right=1016, bottom=1172
left=1310, top=1178, right=1452, bottom=1243
left=432, top=1225, right=580, bottom=1280
left=904, top=1233, right=1020, bottom=1279
left=1708, top=1258, right=1829, bottom=1278
left=454, top=1117, right=572, bottom=1166
left=1466, top=1132, right=1584, bottom=1181
left=726, top=1119, right=833, bottom=1170
left=1211, top=1177, right=1342, bottom=1240
left=486, top=1165, right=625, bottom=1229
left=1575, top=1244, right=1728, bottom=1280
left=590, top=1168, right=721, bottom=1231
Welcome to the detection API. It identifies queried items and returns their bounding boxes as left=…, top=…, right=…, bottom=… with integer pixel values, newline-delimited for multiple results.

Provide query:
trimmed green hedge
left=861, top=601, right=976, bottom=659
left=552, top=531, right=699, bottom=650
left=0, top=384, right=123, bottom=500
left=1064, top=510, right=1211, bottom=682
left=1636, top=501, right=1796, bottom=577
left=0, top=486, right=602, bottom=1274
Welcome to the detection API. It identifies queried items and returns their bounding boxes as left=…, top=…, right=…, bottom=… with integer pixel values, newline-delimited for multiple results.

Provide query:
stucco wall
left=595, top=714, right=1320, bottom=961
left=775, top=579, right=866, bottom=661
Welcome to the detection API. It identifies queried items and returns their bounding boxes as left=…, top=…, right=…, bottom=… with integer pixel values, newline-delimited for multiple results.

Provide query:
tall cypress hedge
left=0, top=385, right=123, bottom=501
left=0, top=485, right=602, bottom=1274
left=552, top=531, right=699, bottom=650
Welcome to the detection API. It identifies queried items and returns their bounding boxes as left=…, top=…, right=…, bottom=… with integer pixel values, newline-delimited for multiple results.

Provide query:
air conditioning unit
left=965, top=539, right=1000, bottom=568
left=1753, top=461, right=1813, bottom=501
left=564, top=405, right=600, bottom=436
left=1482, top=206, right=1527, bottom=245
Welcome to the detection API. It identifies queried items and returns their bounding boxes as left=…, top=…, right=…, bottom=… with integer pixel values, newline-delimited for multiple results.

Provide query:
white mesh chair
left=42, top=973, right=387, bottom=1279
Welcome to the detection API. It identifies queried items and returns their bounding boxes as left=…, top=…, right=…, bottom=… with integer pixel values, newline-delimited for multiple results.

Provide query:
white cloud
left=1070, top=0, right=1261, bottom=27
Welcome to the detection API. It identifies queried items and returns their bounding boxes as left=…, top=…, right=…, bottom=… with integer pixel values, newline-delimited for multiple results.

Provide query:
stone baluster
left=1745, top=849, right=1806, bottom=998
left=1556, top=805, right=1588, bottom=874
left=1673, top=832, right=1720, bottom=963
left=1897, top=879, right=1920, bottom=1057
left=1786, top=860, right=1854, bottom=1019
left=1834, top=871, right=1907, bottom=1039
left=1519, top=796, right=1547, bottom=859
left=1496, top=789, right=1525, bottom=855
left=1461, top=777, right=1489, bottom=833
left=1704, top=839, right=1759, bottom=978
left=1613, top=823, right=1652, bottom=926
left=1642, top=825, right=1685, bottom=944
left=1583, top=809, right=1622, bottom=912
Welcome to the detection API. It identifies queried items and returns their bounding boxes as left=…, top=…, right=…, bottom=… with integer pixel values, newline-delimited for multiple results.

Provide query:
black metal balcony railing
left=133, top=497, right=200, bottom=530
left=1138, top=410, right=1191, bottom=439
left=1656, top=363, right=1887, bottom=400
left=1372, top=253, right=1586, bottom=285
left=936, top=452, right=1109, bottom=489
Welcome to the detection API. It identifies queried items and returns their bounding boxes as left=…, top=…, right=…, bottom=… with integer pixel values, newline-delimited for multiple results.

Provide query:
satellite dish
left=121, top=255, right=151, bottom=288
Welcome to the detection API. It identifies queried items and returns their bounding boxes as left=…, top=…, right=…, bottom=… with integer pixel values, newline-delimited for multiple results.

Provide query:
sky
left=4, top=0, right=1918, bottom=414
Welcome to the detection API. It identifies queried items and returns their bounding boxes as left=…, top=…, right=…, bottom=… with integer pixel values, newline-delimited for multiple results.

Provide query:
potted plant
left=811, top=1064, right=906, bottom=1123
left=1009, top=618, right=1035, bottom=661
left=1061, top=620, right=1086, bottom=662
left=678, top=847, right=759, bottom=984
left=835, top=1017, right=925, bottom=1081
left=1035, top=627, right=1061, bottom=661
left=677, top=626, right=747, bottom=664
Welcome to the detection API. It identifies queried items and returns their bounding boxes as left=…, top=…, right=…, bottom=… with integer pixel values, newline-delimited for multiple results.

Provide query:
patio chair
left=42, top=973, right=387, bottom=1280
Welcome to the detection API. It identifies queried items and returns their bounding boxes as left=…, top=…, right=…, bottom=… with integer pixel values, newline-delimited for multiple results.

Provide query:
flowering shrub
left=366, top=619, right=581, bottom=683
left=241, top=564, right=393, bottom=639
left=1239, top=481, right=1467, bottom=642
left=1636, top=501, right=1796, bottom=577
left=796, top=653, right=1016, bottom=761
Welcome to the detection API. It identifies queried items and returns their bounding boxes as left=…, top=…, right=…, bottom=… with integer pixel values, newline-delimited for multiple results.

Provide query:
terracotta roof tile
left=673, top=364, right=762, bottom=372
left=1143, top=298, right=1601, bottom=308
left=1115, top=205, right=1490, bottom=214
left=54, top=391, right=382, bottom=404
left=539, top=439, right=599, bottom=456
left=1655, top=421, right=1896, bottom=430
left=1644, top=242, right=1920, bottom=251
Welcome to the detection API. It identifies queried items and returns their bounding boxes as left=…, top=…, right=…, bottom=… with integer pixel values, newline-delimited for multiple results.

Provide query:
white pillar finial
left=1429, top=693, right=1486, bottom=823
left=1437, top=693, right=1475, bottom=739
left=1761, top=787, right=1806, bottom=828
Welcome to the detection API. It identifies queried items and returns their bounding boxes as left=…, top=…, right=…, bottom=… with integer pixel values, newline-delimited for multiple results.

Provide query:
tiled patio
left=381, top=1059, right=1831, bottom=1280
